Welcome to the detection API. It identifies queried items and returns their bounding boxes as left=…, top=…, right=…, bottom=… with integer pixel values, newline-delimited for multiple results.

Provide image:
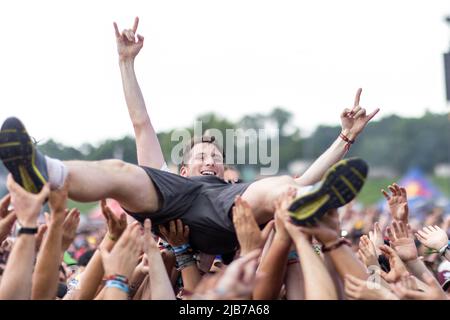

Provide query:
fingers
left=159, top=225, right=169, bottom=239
left=366, top=108, right=380, bottom=121
left=169, top=220, right=176, bottom=235
left=0, top=194, right=11, bottom=218
left=353, top=88, right=362, bottom=107
left=183, top=225, right=190, bottom=239
left=381, top=189, right=390, bottom=200
left=113, top=22, right=121, bottom=38
left=340, top=108, right=352, bottom=118
left=132, top=16, right=139, bottom=33
left=144, top=218, right=152, bottom=235
left=261, top=220, right=274, bottom=242
left=137, top=34, right=144, bottom=43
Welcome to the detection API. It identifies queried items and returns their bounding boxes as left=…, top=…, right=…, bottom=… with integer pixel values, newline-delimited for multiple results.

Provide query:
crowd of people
left=0, top=17, right=448, bottom=300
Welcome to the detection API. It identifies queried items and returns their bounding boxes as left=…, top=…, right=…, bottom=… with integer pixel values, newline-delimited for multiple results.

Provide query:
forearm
left=296, top=135, right=348, bottom=186
left=285, top=262, right=305, bottom=300
left=119, top=60, right=151, bottom=126
left=405, top=259, right=434, bottom=283
left=129, top=270, right=148, bottom=298
left=181, top=265, right=202, bottom=292
left=77, top=237, right=115, bottom=300
left=0, top=235, right=36, bottom=299
left=103, top=287, right=128, bottom=300
left=253, top=235, right=291, bottom=300
left=32, top=223, right=63, bottom=299
left=119, top=60, right=164, bottom=168
left=327, top=245, right=368, bottom=281
left=147, top=249, right=176, bottom=300
left=295, top=238, right=337, bottom=300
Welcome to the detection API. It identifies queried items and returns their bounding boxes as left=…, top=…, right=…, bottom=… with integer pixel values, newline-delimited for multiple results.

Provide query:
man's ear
left=179, top=165, right=188, bottom=177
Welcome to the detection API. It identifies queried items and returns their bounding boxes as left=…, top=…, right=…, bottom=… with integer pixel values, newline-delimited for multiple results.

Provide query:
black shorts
left=127, top=166, right=251, bottom=255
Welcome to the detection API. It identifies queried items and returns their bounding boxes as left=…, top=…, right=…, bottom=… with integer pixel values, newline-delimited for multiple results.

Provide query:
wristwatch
left=17, top=224, right=38, bottom=236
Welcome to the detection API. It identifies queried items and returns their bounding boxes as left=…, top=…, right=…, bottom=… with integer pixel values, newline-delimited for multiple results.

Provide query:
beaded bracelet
left=105, top=279, right=130, bottom=295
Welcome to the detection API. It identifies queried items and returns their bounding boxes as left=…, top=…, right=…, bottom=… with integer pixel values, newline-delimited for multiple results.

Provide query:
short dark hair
left=181, top=135, right=224, bottom=166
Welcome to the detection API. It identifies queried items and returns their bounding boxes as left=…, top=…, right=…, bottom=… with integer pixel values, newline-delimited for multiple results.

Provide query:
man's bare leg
left=243, top=158, right=368, bottom=226
left=0, top=117, right=160, bottom=214
left=64, top=160, right=160, bottom=213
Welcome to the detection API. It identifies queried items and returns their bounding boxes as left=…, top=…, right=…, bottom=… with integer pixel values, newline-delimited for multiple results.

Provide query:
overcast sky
left=0, top=0, right=449, bottom=147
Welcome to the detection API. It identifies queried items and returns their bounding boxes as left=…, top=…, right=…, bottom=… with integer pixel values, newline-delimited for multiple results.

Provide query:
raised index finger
left=354, top=88, right=362, bottom=107
left=132, top=17, right=139, bottom=33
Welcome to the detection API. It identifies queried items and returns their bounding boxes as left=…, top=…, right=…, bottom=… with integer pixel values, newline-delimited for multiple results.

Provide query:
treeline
left=1, top=110, right=448, bottom=177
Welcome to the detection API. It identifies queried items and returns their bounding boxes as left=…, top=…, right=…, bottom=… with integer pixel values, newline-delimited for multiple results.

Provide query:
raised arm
left=32, top=185, right=68, bottom=300
left=144, top=219, right=176, bottom=300
left=0, top=175, right=49, bottom=299
left=281, top=204, right=338, bottom=300
left=159, top=219, right=201, bottom=292
left=114, top=17, right=165, bottom=168
left=296, top=89, right=379, bottom=186
left=252, top=190, right=294, bottom=300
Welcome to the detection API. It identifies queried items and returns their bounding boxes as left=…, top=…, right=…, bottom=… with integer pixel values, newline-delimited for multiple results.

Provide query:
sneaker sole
left=289, top=158, right=368, bottom=226
left=0, top=120, right=47, bottom=193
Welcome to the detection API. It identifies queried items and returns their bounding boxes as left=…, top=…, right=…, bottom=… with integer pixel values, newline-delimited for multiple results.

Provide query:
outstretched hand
left=232, top=196, right=272, bottom=256
left=114, top=17, right=144, bottom=62
left=0, top=194, right=16, bottom=243
left=381, top=183, right=409, bottom=223
left=340, top=88, right=380, bottom=141
left=101, top=199, right=127, bottom=242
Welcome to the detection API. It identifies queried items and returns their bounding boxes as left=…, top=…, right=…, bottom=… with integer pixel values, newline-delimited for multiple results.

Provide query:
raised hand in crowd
left=280, top=201, right=338, bottom=300
left=232, top=196, right=273, bottom=256
left=100, top=221, right=143, bottom=300
left=159, top=219, right=201, bottom=293
left=61, top=208, right=81, bottom=254
left=382, top=183, right=409, bottom=223
left=0, top=194, right=16, bottom=243
left=64, top=200, right=127, bottom=300
left=378, top=245, right=409, bottom=283
left=114, top=17, right=144, bottom=62
left=0, top=175, right=49, bottom=299
left=368, top=222, right=384, bottom=256
left=357, top=235, right=379, bottom=269
left=415, top=225, right=449, bottom=260
left=344, top=274, right=398, bottom=300
left=392, top=273, right=448, bottom=300
left=33, top=182, right=70, bottom=299
left=144, top=219, right=176, bottom=300
left=253, top=189, right=294, bottom=300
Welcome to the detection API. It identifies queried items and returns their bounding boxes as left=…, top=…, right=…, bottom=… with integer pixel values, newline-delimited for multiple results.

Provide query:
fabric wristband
left=103, top=274, right=129, bottom=285
left=173, top=243, right=192, bottom=255
left=105, top=280, right=130, bottom=295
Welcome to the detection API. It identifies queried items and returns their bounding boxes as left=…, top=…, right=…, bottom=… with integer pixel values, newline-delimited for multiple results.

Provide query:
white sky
left=0, top=0, right=449, bottom=147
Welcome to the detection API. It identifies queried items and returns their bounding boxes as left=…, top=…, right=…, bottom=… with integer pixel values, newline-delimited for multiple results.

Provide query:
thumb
left=3, top=212, right=16, bottom=228
left=261, top=220, right=274, bottom=240
left=38, top=183, right=50, bottom=202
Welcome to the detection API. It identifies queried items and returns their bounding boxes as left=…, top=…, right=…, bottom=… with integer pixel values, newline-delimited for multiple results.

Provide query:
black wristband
left=18, top=227, right=38, bottom=235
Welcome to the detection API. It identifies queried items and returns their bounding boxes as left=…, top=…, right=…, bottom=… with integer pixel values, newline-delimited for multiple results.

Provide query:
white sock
left=45, top=156, right=68, bottom=190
